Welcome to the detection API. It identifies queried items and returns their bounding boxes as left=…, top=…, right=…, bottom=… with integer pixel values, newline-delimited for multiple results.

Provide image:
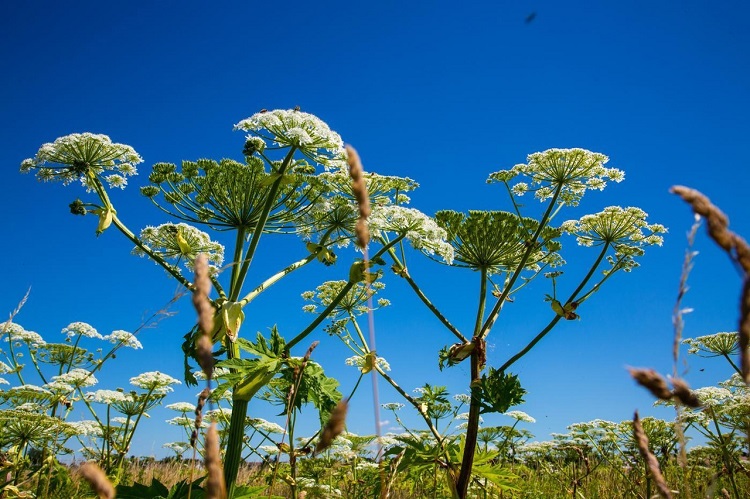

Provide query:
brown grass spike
left=79, top=462, right=115, bottom=499
left=346, top=145, right=371, bottom=248
left=204, top=422, right=227, bottom=499
left=315, top=399, right=349, bottom=454
left=670, top=186, right=750, bottom=272
left=670, top=377, right=701, bottom=408
left=192, top=254, right=215, bottom=379
left=740, top=277, right=750, bottom=384
left=633, top=411, right=673, bottom=499
left=628, top=368, right=672, bottom=400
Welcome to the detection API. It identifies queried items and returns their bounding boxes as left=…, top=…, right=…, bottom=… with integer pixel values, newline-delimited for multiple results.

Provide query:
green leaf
left=475, top=368, right=525, bottom=415
left=238, top=327, right=285, bottom=359
left=262, top=359, right=342, bottom=425
left=215, top=356, right=281, bottom=402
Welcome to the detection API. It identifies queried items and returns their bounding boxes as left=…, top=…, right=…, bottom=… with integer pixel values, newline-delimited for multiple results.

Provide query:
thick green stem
left=224, top=398, right=249, bottom=498
left=455, top=346, right=481, bottom=498
left=239, top=254, right=316, bottom=306
left=455, top=269, right=488, bottom=498
left=230, top=147, right=297, bottom=301
left=229, top=227, right=248, bottom=296
left=722, top=352, right=743, bottom=376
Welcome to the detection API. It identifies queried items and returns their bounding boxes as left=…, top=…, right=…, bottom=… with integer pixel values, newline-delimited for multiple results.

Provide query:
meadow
left=2, top=110, right=748, bottom=498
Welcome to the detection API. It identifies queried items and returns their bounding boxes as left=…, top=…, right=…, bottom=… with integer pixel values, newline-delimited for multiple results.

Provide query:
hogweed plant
left=0, top=307, right=179, bottom=496
left=21, top=111, right=667, bottom=497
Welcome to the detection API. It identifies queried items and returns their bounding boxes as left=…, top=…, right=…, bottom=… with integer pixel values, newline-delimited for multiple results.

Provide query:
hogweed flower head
left=436, top=210, right=561, bottom=272
left=369, top=205, right=454, bottom=264
left=381, top=402, right=404, bottom=411
left=683, top=332, right=739, bottom=357
left=345, top=354, right=391, bottom=372
left=130, top=371, right=181, bottom=393
left=53, top=368, right=98, bottom=388
left=62, top=322, right=103, bottom=340
left=85, top=389, right=133, bottom=405
left=2, top=322, right=46, bottom=346
left=504, top=410, right=536, bottom=423
left=561, top=206, right=666, bottom=272
left=488, top=148, right=623, bottom=207
left=303, top=280, right=387, bottom=319
left=135, top=222, right=224, bottom=271
left=103, top=330, right=143, bottom=349
left=20, top=133, right=142, bottom=189
left=234, top=109, right=346, bottom=170
left=248, top=418, right=285, bottom=434
left=166, top=402, right=197, bottom=413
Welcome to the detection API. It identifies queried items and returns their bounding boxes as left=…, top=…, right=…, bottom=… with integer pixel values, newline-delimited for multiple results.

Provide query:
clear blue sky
left=2, top=1, right=749, bottom=458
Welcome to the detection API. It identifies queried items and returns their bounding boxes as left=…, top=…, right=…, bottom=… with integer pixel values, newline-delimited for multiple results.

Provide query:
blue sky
left=2, top=1, right=749, bottom=458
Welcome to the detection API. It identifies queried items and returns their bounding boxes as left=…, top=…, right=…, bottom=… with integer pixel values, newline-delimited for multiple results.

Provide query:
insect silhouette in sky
left=525, top=12, right=537, bottom=24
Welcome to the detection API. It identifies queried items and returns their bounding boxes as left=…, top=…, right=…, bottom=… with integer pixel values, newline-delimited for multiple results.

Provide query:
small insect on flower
left=548, top=296, right=579, bottom=320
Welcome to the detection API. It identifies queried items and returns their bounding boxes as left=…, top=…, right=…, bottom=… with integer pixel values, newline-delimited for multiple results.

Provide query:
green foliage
left=414, top=384, right=452, bottom=421
left=474, top=369, right=526, bottom=415
left=262, top=359, right=342, bottom=426
left=115, top=476, right=205, bottom=499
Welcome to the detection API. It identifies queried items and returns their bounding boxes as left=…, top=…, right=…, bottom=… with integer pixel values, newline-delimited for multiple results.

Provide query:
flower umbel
left=20, top=133, right=142, bottom=189
left=134, top=223, right=224, bottom=270
left=234, top=109, right=346, bottom=171
left=488, top=148, right=623, bottom=207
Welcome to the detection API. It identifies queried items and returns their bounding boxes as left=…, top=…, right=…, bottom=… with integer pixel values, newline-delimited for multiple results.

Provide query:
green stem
left=455, top=269, right=488, bottom=498
left=88, top=173, right=194, bottom=291
left=112, top=214, right=194, bottom=291
left=375, top=366, right=445, bottom=446
left=224, top=398, right=249, bottom=498
left=230, top=147, right=297, bottom=301
left=349, top=313, right=370, bottom=353
left=499, top=243, right=610, bottom=373
left=722, top=352, right=743, bottom=376
left=386, top=247, right=466, bottom=342
left=710, top=411, right=741, bottom=498
left=239, top=254, right=316, bottom=306
left=479, top=184, right=563, bottom=339
left=285, top=235, right=405, bottom=351
left=229, top=227, right=248, bottom=297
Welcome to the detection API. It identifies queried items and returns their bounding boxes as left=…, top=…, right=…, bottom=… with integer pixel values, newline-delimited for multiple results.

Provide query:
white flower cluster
left=85, top=389, right=133, bottom=404
left=20, top=132, right=142, bottom=189
left=163, top=441, right=190, bottom=454
left=504, top=410, right=536, bottom=423
left=345, top=354, right=391, bottom=372
left=561, top=206, right=666, bottom=251
left=682, top=332, right=738, bottom=356
left=53, top=368, right=98, bottom=387
left=382, top=402, right=404, bottom=411
left=130, top=371, right=181, bottom=393
left=165, top=402, right=196, bottom=413
left=234, top=109, right=346, bottom=171
left=62, top=322, right=103, bottom=340
left=488, top=148, right=624, bottom=207
left=69, top=420, right=104, bottom=437
left=103, top=330, right=143, bottom=349
left=248, top=418, right=285, bottom=434
left=135, top=222, right=224, bottom=270
left=1, top=322, right=46, bottom=346
left=369, top=205, right=454, bottom=264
